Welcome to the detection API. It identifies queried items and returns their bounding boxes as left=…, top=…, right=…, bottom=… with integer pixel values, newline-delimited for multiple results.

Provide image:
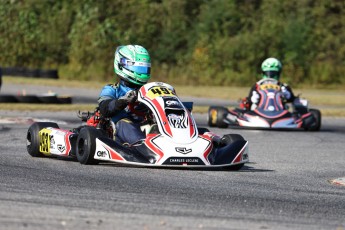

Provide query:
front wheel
left=221, top=134, right=245, bottom=145
left=197, top=127, right=210, bottom=134
left=221, top=134, right=246, bottom=171
left=76, top=127, right=100, bottom=165
left=26, top=122, right=59, bottom=157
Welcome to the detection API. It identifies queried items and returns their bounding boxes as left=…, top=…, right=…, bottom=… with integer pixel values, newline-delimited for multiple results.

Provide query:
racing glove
left=119, top=90, right=137, bottom=104
left=115, top=90, right=138, bottom=110
left=250, top=91, right=260, bottom=104
left=281, top=86, right=291, bottom=100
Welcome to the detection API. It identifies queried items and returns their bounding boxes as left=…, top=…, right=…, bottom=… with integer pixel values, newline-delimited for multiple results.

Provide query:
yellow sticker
left=146, top=86, right=175, bottom=100
left=259, top=84, right=280, bottom=91
left=210, top=109, right=217, bottom=125
left=39, top=128, right=51, bottom=155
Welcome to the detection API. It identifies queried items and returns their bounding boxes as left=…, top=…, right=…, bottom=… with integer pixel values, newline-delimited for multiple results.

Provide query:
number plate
left=259, top=84, right=280, bottom=91
left=146, top=86, right=175, bottom=100
left=39, top=128, right=52, bottom=155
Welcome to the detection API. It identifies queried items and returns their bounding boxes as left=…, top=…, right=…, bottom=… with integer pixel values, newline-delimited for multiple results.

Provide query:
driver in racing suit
left=98, top=45, right=151, bottom=145
left=246, top=57, right=295, bottom=110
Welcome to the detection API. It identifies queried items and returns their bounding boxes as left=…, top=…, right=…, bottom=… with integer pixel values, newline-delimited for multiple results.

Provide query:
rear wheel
left=26, top=122, right=59, bottom=157
left=207, top=106, right=229, bottom=128
left=308, top=109, right=321, bottom=131
left=76, top=127, right=100, bottom=165
left=207, top=106, right=218, bottom=127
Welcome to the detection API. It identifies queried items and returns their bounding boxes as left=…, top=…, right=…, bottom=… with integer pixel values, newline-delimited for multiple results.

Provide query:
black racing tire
left=216, top=106, right=229, bottom=128
left=207, top=106, right=218, bottom=127
left=221, top=134, right=245, bottom=171
left=57, top=96, right=72, bottom=104
left=38, top=69, right=59, bottom=79
left=2, top=67, right=58, bottom=79
left=76, top=126, right=100, bottom=165
left=38, top=95, right=60, bottom=104
left=221, top=134, right=245, bottom=145
left=208, top=106, right=229, bottom=128
left=16, top=95, right=41, bottom=103
left=197, top=127, right=210, bottom=134
left=308, top=109, right=322, bottom=131
left=26, top=122, right=59, bottom=157
left=0, top=94, right=18, bottom=103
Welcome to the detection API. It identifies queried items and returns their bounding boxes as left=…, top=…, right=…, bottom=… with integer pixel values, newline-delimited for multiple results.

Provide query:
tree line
left=0, top=0, right=344, bottom=87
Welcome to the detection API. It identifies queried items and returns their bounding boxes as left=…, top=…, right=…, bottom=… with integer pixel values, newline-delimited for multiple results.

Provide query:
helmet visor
left=263, top=71, right=280, bottom=79
left=120, top=58, right=151, bottom=74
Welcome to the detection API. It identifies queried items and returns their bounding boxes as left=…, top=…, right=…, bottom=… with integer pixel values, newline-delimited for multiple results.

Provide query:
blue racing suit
left=98, top=81, right=145, bottom=145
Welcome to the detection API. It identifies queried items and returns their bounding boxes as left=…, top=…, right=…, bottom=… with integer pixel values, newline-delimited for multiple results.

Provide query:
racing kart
left=208, top=78, right=321, bottom=131
left=26, top=82, right=249, bottom=170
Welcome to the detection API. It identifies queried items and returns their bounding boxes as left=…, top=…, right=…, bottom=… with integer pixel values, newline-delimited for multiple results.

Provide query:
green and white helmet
left=114, top=45, right=151, bottom=86
left=261, top=57, right=282, bottom=80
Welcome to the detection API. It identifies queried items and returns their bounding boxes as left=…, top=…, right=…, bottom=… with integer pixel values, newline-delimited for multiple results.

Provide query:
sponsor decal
left=163, top=157, right=204, bottom=165
left=94, top=142, right=110, bottom=159
left=165, top=100, right=180, bottom=107
left=49, top=135, right=55, bottom=149
left=50, top=136, right=55, bottom=145
left=97, top=150, right=108, bottom=158
left=175, top=147, right=192, bottom=154
left=170, top=158, right=199, bottom=163
left=57, top=144, right=65, bottom=153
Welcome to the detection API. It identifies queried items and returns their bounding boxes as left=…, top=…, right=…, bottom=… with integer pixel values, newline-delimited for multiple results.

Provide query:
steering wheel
left=257, top=78, right=278, bottom=85
left=127, top=101, right=150, bottom=117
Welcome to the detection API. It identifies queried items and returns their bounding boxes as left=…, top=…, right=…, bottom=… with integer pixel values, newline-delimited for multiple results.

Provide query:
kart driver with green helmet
left=247, top=57, right=295, bottom=110
left=98, top=45, right=151, bottom=145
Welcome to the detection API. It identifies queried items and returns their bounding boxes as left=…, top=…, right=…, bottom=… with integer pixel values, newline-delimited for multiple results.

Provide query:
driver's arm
left=98, top=90, right=137, bottom=117
left=248, top=83, right=260, bottom=108
left=98, top=98, right=127, bottom=117
left=281, top=83, right=295, bottom=103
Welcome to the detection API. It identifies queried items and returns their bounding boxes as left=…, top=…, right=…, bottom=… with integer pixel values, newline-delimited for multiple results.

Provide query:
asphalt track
left=0, top=109, right=345, bottom=230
